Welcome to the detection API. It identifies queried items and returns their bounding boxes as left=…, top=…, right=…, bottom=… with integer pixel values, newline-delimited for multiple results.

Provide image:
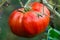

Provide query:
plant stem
left=49, top=3, right=60, bottom=8
left=19, top=0, right=24, bottom=7
left=20, top=2, right=24, bottom=7
left=24, top=0, right=31, bottom=8
left=0, top=0, right=7, bottom=7
left=42, top=0, right=60, bottom=17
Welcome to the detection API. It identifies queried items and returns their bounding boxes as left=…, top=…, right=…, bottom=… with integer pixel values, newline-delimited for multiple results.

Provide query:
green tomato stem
left=42, top=0, right=60, bottom=17
left=20, top=2, right=24, bottom=7
left=24, top=0, right=31, bottom=8
left=19, top=0, right=24, bottom=7
left=19, top=0, right=31, bottom=12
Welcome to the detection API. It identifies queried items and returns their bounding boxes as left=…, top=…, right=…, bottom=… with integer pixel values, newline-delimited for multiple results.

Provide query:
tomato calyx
left=37, top=13, right=43, bottom=17
left=35, top=12, right=43, bottom=17
left=24, top=6, right=31, bottom=12
left=17, top=8, right=25, bottom=13
left=17, top=7, right=31, bottom=14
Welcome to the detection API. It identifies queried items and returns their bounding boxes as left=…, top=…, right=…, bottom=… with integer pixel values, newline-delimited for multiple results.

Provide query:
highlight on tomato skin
left=8, top=2, right=50, bottom=38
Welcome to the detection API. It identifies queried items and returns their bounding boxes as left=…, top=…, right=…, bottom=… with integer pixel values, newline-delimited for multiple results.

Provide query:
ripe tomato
left=8, top=2, right=50, bottom=38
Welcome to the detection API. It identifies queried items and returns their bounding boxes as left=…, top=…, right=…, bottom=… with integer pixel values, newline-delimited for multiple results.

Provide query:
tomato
left=8, top=2, right=50, bottom=38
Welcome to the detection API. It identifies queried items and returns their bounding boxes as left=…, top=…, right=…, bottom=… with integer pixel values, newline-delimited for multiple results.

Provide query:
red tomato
left=8, top=2, right=50, bottom=38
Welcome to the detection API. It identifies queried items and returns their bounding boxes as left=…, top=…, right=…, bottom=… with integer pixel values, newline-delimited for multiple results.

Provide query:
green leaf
left=48, top=27, right=60, bottom=40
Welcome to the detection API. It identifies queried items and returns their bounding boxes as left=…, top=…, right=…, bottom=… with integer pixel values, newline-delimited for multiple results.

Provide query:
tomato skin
left=31, top=2, right=50, bottom=16
left=8, top=2, right=50, bottom=38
